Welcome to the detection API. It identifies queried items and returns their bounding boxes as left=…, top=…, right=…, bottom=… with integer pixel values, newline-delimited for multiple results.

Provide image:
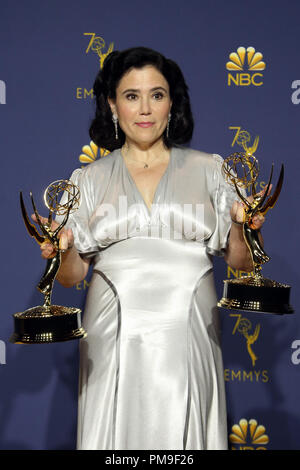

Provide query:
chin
left=131, top=135, right=159, bottom=146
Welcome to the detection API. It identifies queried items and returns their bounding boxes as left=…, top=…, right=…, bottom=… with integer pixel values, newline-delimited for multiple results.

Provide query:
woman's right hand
left=31, top=214, right=74, bottom=259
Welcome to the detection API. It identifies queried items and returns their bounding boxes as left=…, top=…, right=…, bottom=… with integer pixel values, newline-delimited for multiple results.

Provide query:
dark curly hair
left=89, top=47, right=194, bottom=151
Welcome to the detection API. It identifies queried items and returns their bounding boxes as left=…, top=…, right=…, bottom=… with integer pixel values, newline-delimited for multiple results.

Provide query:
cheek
left=156, top=110, right=170, bottom=127
left=117, top=103, right=135, bottom=122
left=159, top=102, right=172, bottom=118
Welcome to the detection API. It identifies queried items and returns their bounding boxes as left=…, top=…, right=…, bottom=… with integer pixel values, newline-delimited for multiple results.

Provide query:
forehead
left=117, top=65, right=169, bottom=91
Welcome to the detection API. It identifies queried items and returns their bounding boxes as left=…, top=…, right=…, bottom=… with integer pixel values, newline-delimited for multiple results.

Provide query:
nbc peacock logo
left=79, top=141, right=110, bottom=166
left=226, top=47, right=266, bottom=87
left=229, top=418, right=269, bottom=450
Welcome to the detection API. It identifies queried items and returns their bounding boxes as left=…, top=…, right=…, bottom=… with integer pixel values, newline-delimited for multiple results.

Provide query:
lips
left=136, top=122, right=154, bottom=128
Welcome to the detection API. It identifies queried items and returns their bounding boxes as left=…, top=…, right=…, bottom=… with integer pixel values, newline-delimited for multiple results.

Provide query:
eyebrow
left=121, top=86, right=168, bottom=95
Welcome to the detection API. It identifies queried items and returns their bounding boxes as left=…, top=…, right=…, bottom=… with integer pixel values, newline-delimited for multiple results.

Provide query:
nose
left=139, top=95, right=151, bottom=115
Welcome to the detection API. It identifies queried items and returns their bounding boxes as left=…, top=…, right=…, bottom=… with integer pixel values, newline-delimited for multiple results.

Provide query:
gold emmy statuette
left=10, top=180, right=87, bottom=344
left=218, top=137, right=293, bottom=314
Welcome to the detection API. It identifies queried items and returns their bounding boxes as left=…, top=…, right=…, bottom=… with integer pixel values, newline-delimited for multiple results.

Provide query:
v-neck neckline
left=119, top=147, right=173, bottom=216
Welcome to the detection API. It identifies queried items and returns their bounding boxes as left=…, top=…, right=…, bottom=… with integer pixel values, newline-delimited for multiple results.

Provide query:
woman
left=38, top=47, right=265, bottom=450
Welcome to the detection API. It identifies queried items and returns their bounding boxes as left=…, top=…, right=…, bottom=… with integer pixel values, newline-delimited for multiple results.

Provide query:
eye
left=153, top=92, right=164, bottom=100
left=125, top=93, right=138, bottom=100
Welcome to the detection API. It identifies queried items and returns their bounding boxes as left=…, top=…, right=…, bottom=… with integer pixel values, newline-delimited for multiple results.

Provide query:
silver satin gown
left=63, top=146, right=236, bottom=450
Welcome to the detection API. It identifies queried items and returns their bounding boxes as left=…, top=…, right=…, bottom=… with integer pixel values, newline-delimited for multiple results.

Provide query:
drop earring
left=112, top=114, right=118, bottom=140
left=166, top=112, right=171, bottom=138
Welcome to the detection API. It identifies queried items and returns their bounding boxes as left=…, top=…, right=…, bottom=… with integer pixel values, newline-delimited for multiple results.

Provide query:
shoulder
left=82, top=148, right=119, bottom=176
left=68, top=148, right=120, bottom=183
left=173, top=145, right=224, bottom=172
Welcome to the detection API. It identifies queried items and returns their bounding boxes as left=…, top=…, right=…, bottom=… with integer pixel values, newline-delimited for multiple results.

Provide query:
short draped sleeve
left=56, top=168, right=99, bottom=259
left=206, top=153, right=237, bottom=257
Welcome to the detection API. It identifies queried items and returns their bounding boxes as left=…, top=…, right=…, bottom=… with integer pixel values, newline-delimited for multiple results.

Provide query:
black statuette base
left=218, top=276, right=294, bottom=315
left=10, top=305, right=87, bottom=344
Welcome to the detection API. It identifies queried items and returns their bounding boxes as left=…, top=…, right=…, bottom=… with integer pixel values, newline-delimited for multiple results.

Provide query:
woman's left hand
left=230, top=184, right=272, bottom=230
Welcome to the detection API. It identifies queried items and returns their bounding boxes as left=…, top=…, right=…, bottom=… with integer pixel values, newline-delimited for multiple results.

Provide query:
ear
left=107, top=97, right=117, bottom=116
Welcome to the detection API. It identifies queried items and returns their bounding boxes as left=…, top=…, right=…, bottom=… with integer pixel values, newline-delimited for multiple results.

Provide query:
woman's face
left=108, top=65, right=172, bottom=148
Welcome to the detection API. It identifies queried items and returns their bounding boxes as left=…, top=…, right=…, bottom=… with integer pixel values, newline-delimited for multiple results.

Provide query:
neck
left=122, top=138, right=169, bottom=163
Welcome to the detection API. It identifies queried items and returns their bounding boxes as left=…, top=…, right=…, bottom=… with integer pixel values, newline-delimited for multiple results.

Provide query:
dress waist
left=92, top=237, right=212, bottom=314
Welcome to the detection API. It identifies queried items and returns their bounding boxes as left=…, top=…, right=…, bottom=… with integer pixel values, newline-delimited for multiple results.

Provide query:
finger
left=59, top=232, right=69, bottom=251
left=260, top=183, right=273, bottom=196
left=230, top=200, right=239, bottom=220
left=67, top=228, right=74, bottom=245
left=31, top=213, right=60, bottom=231
left=235, top=202, right=246, bottom=223
left=40, top=241, right=57, bottom=259
left=59, top=229, right=75, bottom=252
left=246, top=183, right=273, bottom=205
left=31, top=213, right=48, bottom=225
left=231, top=201, right=245, bottom=224
left=251, top=213, right=265, bottom=229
